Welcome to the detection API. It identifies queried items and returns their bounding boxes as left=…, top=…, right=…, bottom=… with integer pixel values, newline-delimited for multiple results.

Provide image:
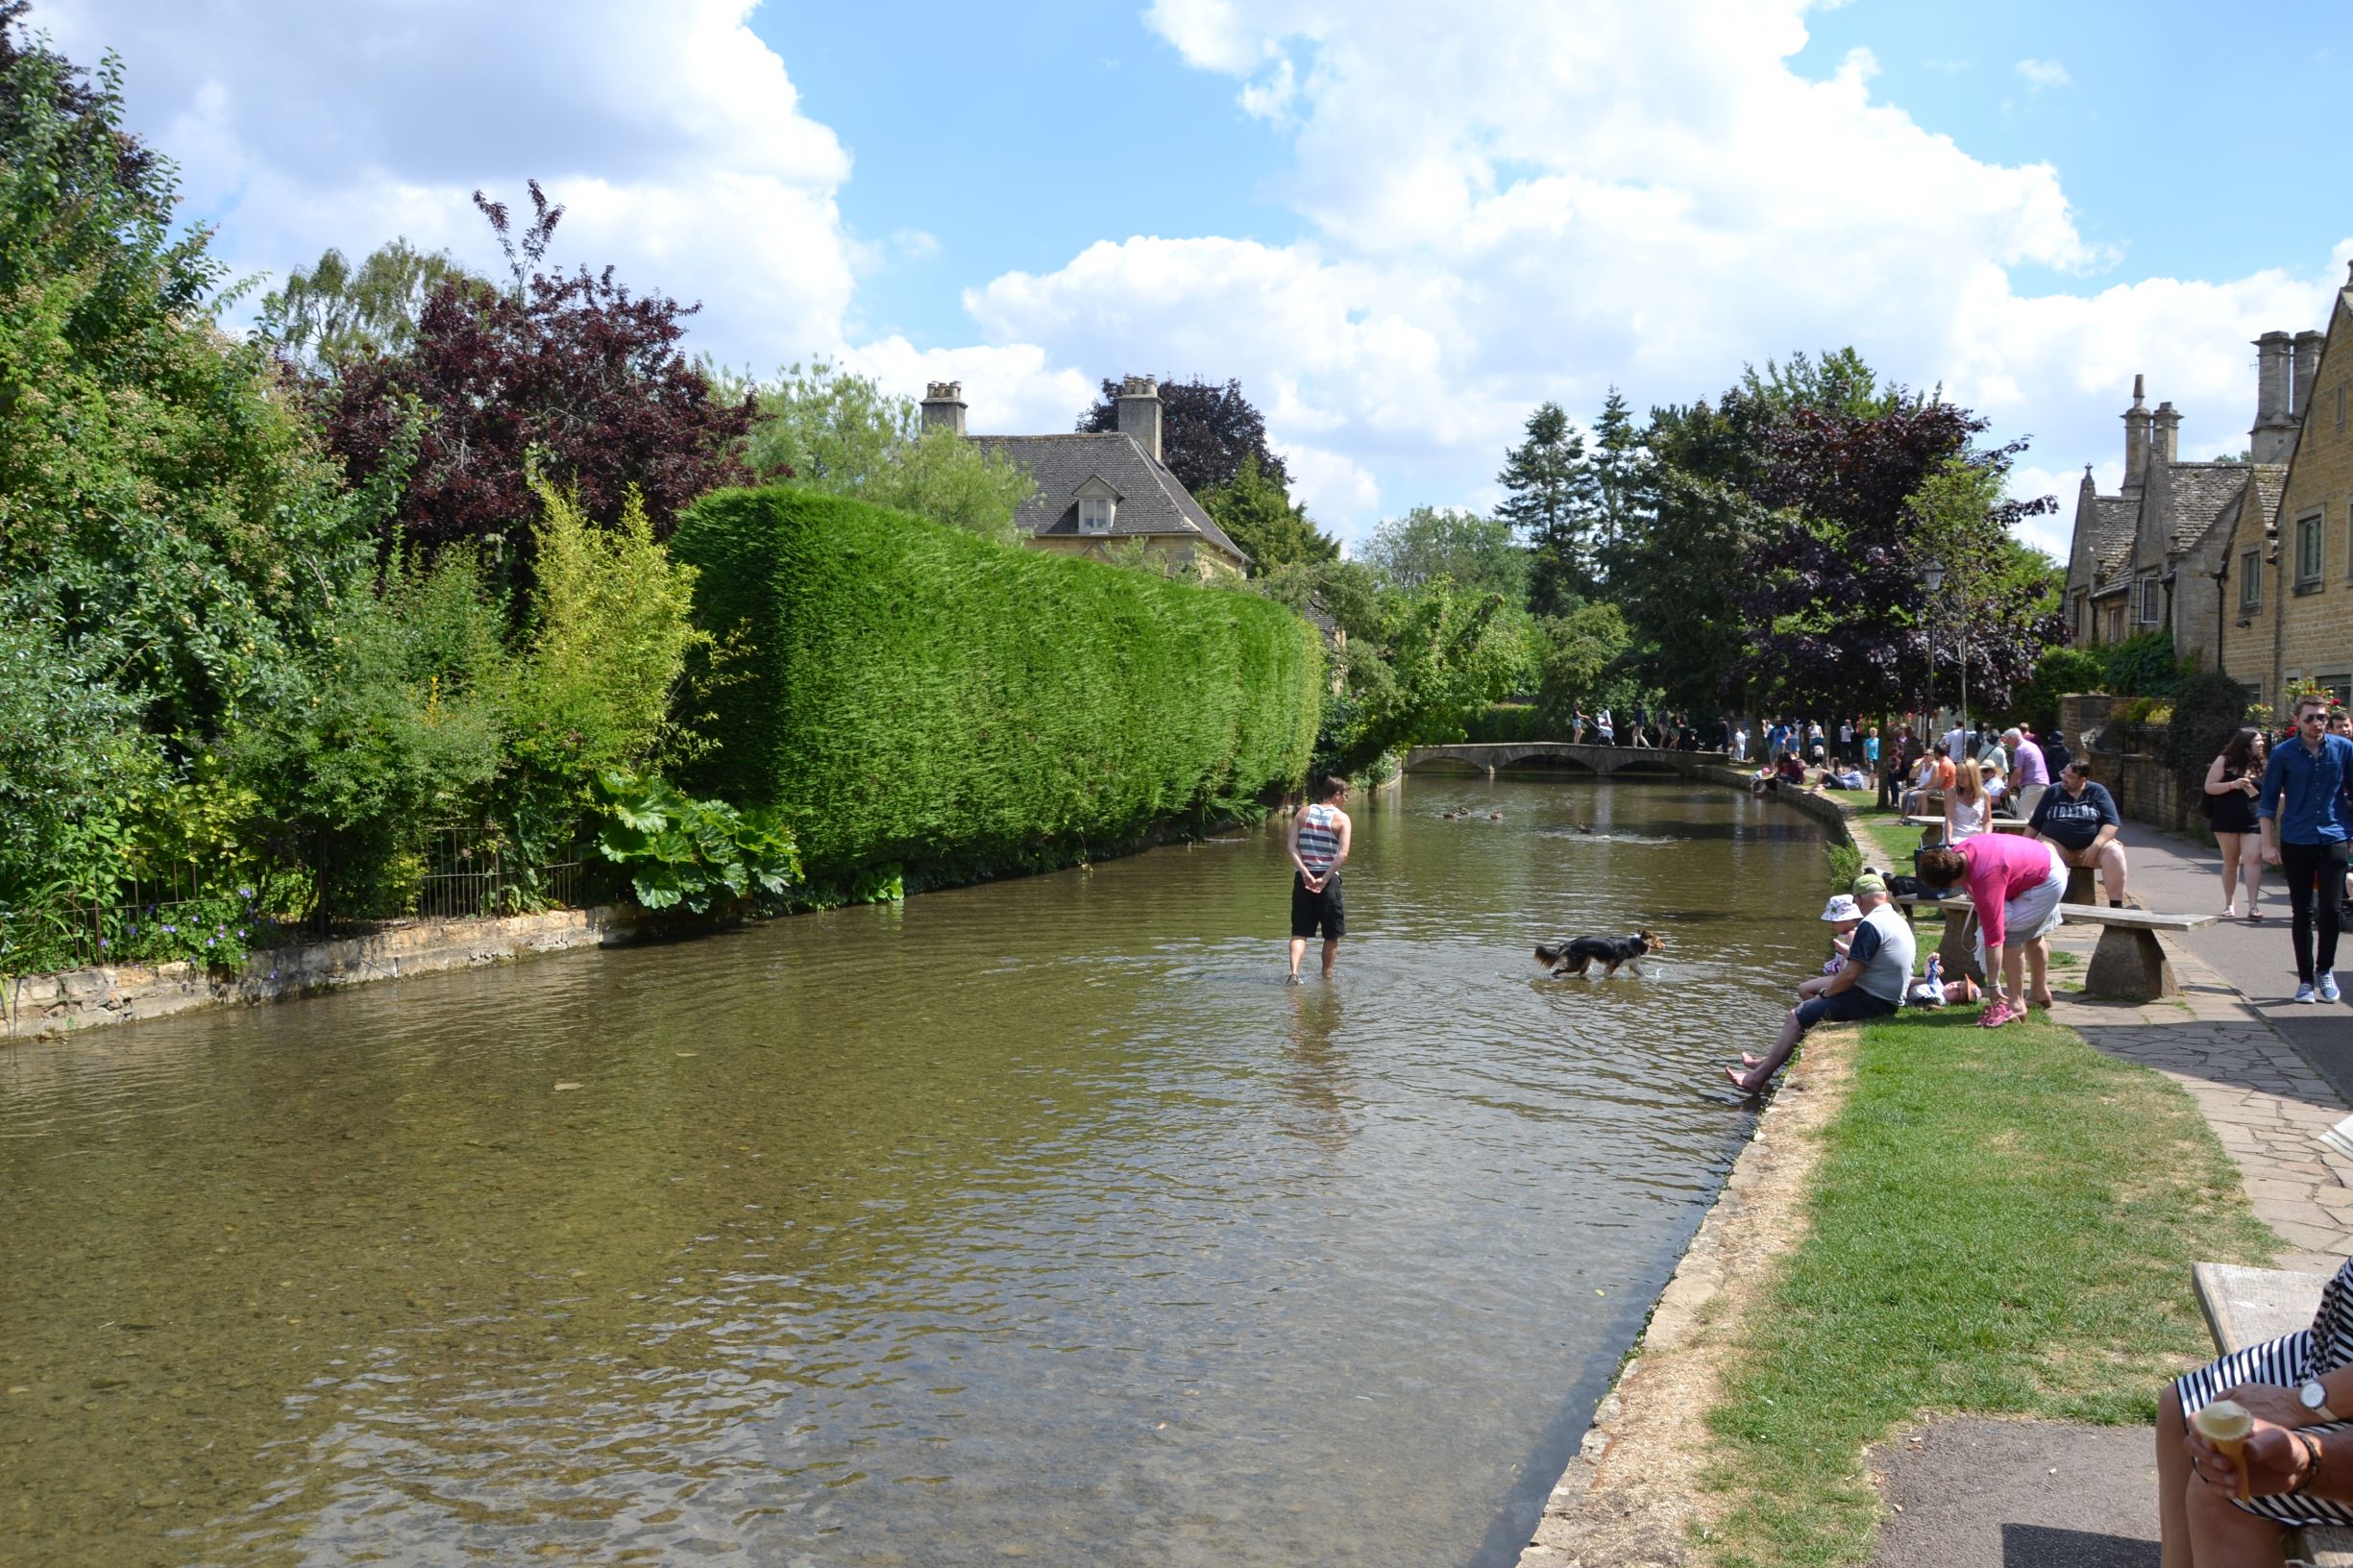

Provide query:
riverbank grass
left=1700, top=1009, right=2277, bottom=1568
left=1816, top=789, right=1918, bottom=872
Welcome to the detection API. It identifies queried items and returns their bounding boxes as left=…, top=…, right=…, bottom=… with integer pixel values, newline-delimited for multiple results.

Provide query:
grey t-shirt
left=1845, top=904, right=1918, bottom=1005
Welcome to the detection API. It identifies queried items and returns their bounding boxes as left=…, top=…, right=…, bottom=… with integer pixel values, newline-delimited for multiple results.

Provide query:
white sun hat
left=1819, top=894, right=1861, bottom=922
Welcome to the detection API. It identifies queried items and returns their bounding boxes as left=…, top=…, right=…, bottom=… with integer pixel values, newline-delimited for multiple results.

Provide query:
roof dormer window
left=1074, top=474, right=1120, bottom=535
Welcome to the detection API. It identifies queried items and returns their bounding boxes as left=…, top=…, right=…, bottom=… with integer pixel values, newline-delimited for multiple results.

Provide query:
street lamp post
left=1922, top=554, right=1967, bottom=748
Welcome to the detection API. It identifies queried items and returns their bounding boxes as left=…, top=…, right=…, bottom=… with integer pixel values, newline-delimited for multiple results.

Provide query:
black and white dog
left=1534, top=930, right=1662, bottom=979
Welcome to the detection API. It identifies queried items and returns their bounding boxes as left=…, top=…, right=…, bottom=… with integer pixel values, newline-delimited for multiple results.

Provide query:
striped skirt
left=2175, top=1332, right=2353, bottom=1526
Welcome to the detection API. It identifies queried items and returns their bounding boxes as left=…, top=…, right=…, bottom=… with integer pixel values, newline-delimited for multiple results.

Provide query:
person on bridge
left=1727, top=874, right=1913, bottom=1094
left=2257, top=694, right=2353, bottom=1005
left=1287, top=776, right=1353, bottom=984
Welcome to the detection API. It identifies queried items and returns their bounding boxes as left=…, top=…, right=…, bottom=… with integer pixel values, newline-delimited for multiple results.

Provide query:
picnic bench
left=1886, top=894, right=2217, bottom=1001
left=2191, top=1262, right=2353, bottom=1566
left=1899, top=814, right=2032, bottom=843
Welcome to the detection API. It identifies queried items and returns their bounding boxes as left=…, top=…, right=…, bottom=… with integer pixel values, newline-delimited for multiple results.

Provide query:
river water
left=0, top=775, right=1828, bottom=1568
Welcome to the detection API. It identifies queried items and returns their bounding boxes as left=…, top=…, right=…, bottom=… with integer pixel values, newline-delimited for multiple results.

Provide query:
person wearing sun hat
left=1729, top=873, right=1914, bottom=1093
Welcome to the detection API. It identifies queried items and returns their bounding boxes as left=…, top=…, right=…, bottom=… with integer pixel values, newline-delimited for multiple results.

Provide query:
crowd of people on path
left=1565, top=704, right=1719, bottom=751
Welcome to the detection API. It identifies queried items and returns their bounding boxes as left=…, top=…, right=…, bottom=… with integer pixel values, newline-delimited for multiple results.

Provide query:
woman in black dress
left=2204, top=726, right=2268, bottom=919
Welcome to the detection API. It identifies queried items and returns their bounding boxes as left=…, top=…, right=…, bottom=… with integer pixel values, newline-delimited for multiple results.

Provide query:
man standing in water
left=1287, top=776, right=1353, bottom=983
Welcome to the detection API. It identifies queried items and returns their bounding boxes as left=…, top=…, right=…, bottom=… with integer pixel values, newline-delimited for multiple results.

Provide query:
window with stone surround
left=2298, top=512, right=2325, bottom=587
left=2241, top=548, right=2263, bottom=610
left=2139, top=576, right=2162, bottom=624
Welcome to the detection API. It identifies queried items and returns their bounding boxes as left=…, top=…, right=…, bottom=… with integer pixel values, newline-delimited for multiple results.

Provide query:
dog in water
left=1534, top=930, right=1662, bottom=979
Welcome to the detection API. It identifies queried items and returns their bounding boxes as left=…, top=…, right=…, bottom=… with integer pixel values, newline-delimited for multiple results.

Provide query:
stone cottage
left=2062, top=364, right=2291, bottom=669
left=919, top=377, right=1251, bottom=578
left=2214, top=263, right=2353, bottom=712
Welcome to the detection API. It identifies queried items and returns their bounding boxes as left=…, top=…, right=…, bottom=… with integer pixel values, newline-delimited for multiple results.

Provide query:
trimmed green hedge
left=673, top=486, right=1322, bottom=887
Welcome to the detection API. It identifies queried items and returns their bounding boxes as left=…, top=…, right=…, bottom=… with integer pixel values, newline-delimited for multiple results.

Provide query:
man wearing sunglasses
left=2258, top=696, right=2353, bottom=1004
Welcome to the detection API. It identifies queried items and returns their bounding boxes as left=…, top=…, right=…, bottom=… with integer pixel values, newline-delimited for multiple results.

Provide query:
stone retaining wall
left=2, top=905, right=646, bottom=1043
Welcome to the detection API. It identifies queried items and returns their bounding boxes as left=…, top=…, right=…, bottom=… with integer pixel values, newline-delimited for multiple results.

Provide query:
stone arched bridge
left=1401, top=742, right=1729, bottom=776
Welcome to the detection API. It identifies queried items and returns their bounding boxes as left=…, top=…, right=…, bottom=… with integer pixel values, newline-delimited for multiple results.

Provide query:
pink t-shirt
left=1960, top=832, right=2062, bottom=949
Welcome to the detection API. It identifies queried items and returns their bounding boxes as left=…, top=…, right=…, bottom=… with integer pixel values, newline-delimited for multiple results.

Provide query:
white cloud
left=40, top=0, right=860, bottom=373
left=2014, top=57, right=2073, bottom=90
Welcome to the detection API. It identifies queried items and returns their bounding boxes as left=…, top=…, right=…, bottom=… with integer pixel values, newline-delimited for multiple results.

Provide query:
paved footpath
left=1869, top=823, right=2353, bottom=1568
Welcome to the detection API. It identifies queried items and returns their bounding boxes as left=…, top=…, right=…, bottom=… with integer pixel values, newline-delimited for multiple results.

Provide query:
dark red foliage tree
left=322, top=182, right=751, bottom=577
left=1728, top=398, right=2060, bottom=713
left=1076, top=375, right=1289, bottom=495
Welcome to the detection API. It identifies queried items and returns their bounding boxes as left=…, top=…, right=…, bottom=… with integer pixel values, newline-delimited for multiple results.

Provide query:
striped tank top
left=1297, top=803, right=1342, bottom=871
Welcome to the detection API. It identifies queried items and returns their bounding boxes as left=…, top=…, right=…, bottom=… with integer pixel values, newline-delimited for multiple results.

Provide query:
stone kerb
left=3, top=904, right=647, bottom=1042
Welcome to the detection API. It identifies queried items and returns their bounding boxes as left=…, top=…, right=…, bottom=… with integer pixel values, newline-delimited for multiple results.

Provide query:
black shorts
left=1291, top=870, right=1344, bottom=940
left=1795, top=989, right=1898, bottom=1031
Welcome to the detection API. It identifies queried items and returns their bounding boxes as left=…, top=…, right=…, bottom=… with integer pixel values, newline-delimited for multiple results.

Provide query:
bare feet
left=1724, top=1065, right=1760, bottom=1092
left=1740, top=1052, right=1764, bottom=1067
left=2028, top=992, right=2054, bottom=1009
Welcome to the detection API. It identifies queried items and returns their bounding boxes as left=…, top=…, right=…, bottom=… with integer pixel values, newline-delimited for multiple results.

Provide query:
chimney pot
left=2253, top=331, right=2298, bottom=463
left=919, top=380, right=967, bottom=438
left=2122, top=375, right=2152, bottom=491
left=2150, top=401, right=2180, bottom=466
left=2292, top=330, right=2326, bottom=421
left=1116, top=375, right=1164, bottom=464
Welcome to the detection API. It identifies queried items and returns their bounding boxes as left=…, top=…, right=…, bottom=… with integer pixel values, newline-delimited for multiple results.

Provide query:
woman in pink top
left=1916, top=835, right=2069, bottom=1027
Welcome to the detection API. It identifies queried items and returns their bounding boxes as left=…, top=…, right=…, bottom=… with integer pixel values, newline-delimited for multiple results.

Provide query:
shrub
left=592, top=771, right=797, bottom=915
left=671, top=487, right=1321, bottom=888
left=2100, top=631, right=2180, bottom=698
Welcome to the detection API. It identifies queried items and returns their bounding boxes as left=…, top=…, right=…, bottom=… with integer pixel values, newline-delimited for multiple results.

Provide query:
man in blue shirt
left=2258, top=695, right=2353, bottom=1004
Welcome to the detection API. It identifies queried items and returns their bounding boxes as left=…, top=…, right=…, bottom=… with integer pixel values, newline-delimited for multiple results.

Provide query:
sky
left=30, top=0, right=2353, bottom=559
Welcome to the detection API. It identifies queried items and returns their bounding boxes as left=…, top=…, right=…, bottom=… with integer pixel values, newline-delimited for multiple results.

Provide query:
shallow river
left=1, top=774, right=1830, bottom=1567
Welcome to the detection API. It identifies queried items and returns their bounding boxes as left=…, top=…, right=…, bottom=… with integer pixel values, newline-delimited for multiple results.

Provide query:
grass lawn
left=1699, top=1009, right=2278, bottom=1568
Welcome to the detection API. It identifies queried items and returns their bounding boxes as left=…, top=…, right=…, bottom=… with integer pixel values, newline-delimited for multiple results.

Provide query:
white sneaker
left=2296, top=983, right=2318, bottom=1004
left=2323, top=975, right=2343, bottom=1004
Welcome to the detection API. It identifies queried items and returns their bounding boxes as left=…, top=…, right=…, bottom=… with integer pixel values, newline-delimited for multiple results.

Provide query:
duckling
left=1574, top=822, right=1594, bottom=834
left=1488, top=811, right=1504, bottom=821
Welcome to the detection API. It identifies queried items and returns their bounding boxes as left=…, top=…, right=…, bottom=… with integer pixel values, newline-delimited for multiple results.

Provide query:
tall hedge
left=672, top=487, right=1323, bottom=885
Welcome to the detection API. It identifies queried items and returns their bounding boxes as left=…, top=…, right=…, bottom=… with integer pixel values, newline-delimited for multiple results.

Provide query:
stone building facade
left=919, top=379, right=1251, bottom=578
left=2215, top=267, right=2353, bottom=712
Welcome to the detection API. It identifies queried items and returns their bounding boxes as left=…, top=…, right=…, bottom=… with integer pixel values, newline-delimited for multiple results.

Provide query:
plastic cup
left=2194, top=1399, right=2255, bottom=1498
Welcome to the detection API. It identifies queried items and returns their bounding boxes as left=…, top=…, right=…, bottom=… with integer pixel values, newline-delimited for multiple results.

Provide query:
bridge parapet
left=1400, top=743, right=1728, bottom=777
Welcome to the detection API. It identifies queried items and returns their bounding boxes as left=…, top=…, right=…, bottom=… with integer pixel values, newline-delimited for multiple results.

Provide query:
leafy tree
left=1361, top=504, right=1529, bottom=600
left=1, top=11, right=375, bottom=747
left=259, top=238, right=481, bottom=368
left=1586, top=388, right=1649, bottom=563
left=1532, top=601, right=1632, bottom=725
left=1729, top=400, right=2061, bottom=714
left=1495, top=402, right=1598, bottom=613
left=1739, top=347, right=1901, bottom=421
left=321, top=182, right=754, bottom=579
left=747, top=358, right=1034, bottom=544
left=1197, top=452, right=1336, bottom=573
left=1077, top=375, right=1288, bottom=495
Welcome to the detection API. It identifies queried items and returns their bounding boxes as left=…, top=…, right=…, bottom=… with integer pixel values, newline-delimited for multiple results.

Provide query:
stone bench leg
left=2064, top=864, right=2098, bottom=905
left=2084, top=926, right=2176, bottom=1003
left=1938, top=908, right=1981, bottom=983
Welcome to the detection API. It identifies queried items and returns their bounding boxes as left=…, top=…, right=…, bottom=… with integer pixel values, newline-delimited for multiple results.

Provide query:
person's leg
left=2317, top=846, right=2347, bottom=979
left=1287, top=937, right=1307, bottom=981
left=2243, top=838, right=2267, bottom=919
left=2217, top=831, right=2243, bottom=915
left=2284, top=842, right=2319, bottom=984
left=2184, top=1472, right=2290, bottom=1567
left=1320, top=938, right=1338, bottom=978
left=1729, top=1006, right=1809, bottom=1091
left=2157, top=1384, right=2193, bottom=1568
left=2096, top=840, right=2130, bottom=905
left=2026, top=937, right=2052, bottom=1008
left=2002, top=942, right=2026, bottom=1011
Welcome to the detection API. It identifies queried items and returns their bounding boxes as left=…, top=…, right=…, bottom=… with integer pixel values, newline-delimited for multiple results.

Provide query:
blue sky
left=37, top=0, right=2353, bottom=555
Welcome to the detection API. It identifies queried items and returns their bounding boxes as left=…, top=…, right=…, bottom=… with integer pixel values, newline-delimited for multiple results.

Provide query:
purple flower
left=237, top=886, right=254, bottom=899
left=236, top=929, right=247, bottom=939
left=99, top=939, right=108, bottom=949
left=206, top=937, right=216, bottom=948
left=161, top=923, right=177, bottom=934
left=268, top=969, right=279, bottom=980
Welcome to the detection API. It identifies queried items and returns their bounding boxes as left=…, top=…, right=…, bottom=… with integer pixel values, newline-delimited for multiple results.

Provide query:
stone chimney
left=2151, top=402, right=2181, bottom=467
left=2292, top=330, right=2326, bottom=422
left=2252, top=332, right=2296, bottom=463
left=919, top=380, right=967, bottom=438
left=2122, top=374, right=2151, bottom=493
left=1116, top=375, right=1164, bottom=464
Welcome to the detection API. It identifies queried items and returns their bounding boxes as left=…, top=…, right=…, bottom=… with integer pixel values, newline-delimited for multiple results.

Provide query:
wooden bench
left=2191, top=1262, right=2353, bottom=1567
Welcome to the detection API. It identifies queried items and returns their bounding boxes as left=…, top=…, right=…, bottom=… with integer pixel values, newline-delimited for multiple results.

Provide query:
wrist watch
left=2301, top=1379, right=2340, bottom=1422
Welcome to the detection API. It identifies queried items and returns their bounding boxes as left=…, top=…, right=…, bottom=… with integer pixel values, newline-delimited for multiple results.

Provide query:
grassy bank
left=1699, top=1009, right=2276, bottom=1568
left=1814, top=788, right=1918, bottom=872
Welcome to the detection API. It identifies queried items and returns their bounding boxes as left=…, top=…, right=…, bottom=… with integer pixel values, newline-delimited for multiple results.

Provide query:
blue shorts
left=1796, top=989, right=1899, bottom=1031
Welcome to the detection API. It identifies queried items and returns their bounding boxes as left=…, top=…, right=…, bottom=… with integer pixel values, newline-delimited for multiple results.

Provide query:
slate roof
left=2165, top=463, right=2262, bottom=552
left=2087, top=495, right=2138, bottom=576
left=968, top=432, right=1252, bottom=568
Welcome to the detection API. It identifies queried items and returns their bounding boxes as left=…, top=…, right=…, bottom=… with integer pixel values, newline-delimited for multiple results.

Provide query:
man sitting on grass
left=1728, top=873, right=1915, bottom=1093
